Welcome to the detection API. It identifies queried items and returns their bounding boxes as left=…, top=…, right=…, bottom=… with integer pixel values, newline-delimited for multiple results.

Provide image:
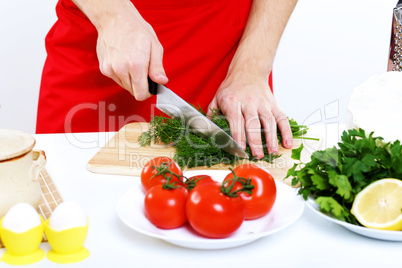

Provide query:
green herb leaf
left=291, top=143, right=304, bottom=161
left=316, top=196, right=349, bottom=222
left=285, top=163, right=298, bottom=179
left=308, top=169, right=330, bottom=190
left=327, top=170, right=353, bottom=201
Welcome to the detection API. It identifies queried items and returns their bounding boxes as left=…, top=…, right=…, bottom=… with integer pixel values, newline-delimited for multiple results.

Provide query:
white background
left=0, top=0, right=397, bottom=133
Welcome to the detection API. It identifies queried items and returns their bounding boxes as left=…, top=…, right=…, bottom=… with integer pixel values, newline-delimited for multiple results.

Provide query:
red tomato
left=186, top=182, right=245, bottom=238
left=144, top=185, right=188, bottom=229
left=185, top=175, right=215, bottom=191
left=141, top=157, right=183, bottom=192
left=223, top=164, right=276, bottom=220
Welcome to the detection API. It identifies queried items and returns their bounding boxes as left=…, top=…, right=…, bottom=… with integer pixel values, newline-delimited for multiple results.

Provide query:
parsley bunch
left=288, top=128, right=402, bottom=225
left=139, top=110, right=312, bottom=169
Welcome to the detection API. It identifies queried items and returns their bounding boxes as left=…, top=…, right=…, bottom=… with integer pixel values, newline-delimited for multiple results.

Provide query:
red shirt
left=36, top=0, right=272, bottom=133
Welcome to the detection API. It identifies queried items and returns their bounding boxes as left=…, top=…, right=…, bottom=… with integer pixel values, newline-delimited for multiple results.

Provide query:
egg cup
left=0, top=217, right=45, bottom=265
left=43, top=218, right=89, bottom=264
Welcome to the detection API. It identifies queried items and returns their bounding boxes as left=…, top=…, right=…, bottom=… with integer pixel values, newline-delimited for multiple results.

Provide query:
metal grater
left=388, top=0, right=402, bottom=71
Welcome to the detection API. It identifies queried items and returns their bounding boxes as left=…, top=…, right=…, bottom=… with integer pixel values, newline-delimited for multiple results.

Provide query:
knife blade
left=148, top=78, right=249, bottom=159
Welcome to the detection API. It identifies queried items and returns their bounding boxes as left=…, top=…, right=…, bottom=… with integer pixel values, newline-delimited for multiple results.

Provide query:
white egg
left=2, top=202, right=41, bottom=233
left=49, top=201, right=87, bottom=231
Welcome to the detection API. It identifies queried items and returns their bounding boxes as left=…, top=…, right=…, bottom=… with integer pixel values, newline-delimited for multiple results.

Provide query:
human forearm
left=228, top=0, right=298, bottom=78
left=208, top=0, right=297, bottom=157
left=71, top=0, right=141, bottom=32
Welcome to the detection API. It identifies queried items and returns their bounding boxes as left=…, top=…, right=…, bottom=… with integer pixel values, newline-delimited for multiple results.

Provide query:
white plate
left=306, top=196, right=402, bottom=241
left=117, top=170, right=304, bottom=250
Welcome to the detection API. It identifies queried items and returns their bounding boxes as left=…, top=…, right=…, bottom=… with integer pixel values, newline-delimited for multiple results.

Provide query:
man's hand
left=73, top=0, right=168, bottom=100
left=207, top=72, right=293, bottom=159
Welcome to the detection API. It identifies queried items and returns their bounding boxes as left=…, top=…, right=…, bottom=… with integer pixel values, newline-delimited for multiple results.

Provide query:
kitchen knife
left=148, top=78, right=249, bottom=159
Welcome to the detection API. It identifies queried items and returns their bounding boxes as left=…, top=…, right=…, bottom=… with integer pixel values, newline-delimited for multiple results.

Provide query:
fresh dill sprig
left=138, top=108, right=315, bottom=169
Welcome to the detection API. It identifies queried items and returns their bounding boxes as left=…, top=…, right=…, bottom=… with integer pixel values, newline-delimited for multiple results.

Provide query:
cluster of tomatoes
left=140, top=157, right=277, bottom=238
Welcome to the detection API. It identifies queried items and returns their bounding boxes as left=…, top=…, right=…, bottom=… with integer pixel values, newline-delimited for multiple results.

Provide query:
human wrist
left=227, top=56, right=272, bottom=82
left=227, top=46, right=273, bottom=79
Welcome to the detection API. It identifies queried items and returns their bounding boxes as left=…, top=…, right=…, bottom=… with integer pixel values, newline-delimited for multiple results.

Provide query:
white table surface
left=1, top=125, right=401, bottom=268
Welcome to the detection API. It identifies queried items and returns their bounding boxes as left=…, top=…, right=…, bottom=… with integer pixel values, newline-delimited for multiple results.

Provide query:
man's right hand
left=73, top=0, right=168, bottom=100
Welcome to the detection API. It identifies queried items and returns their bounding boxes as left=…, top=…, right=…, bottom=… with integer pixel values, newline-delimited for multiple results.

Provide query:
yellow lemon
left=351, top=178, right=402, bottom=231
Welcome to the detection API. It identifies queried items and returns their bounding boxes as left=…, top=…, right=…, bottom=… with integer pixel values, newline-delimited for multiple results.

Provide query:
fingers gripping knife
left=388, top=0, right=402, bottom=71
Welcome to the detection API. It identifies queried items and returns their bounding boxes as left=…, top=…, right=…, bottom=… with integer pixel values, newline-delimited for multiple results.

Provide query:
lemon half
left=351, top=178, right=402, bottom=231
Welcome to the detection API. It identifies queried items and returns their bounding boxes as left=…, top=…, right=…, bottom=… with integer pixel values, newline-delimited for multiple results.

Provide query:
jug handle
left=30, top=150, right=47, bottom=182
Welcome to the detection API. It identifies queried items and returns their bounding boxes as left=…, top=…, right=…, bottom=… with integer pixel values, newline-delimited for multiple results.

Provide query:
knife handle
left=148, top=77, right=158, bottom=95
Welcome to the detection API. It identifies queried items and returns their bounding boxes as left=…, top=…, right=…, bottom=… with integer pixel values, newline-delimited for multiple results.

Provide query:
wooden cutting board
left=87, top=123, right=322, bottom=186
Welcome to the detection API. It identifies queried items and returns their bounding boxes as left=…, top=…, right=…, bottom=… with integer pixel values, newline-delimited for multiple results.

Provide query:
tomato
left=141, top=157, right=183, bottom=192
left=185, top=175, right=215, bottom=191
left=223, top=164, right=276, bottom=220
left=186, top=182, right=245, bottom=238
left=144, top=184, right=188, bottom=229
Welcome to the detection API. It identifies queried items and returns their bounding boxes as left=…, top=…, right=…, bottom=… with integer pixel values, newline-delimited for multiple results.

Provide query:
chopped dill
left=138, top=108, right=314, bottom=169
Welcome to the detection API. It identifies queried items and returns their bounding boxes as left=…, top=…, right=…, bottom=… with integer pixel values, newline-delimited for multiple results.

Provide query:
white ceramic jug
left=0, top=129, right=46, bottom=218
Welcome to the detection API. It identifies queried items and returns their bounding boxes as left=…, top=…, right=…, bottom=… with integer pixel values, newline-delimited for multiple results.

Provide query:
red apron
left=36, top=0, right=273, bottom=133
